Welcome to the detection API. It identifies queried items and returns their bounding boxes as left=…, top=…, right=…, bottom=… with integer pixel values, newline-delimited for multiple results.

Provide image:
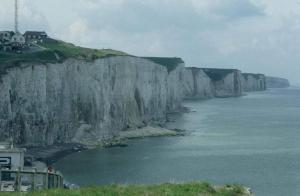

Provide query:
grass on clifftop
left=2, top=183, right=249, bottom=196
left=243, top=73, right=264, bottom=80
left=0, top=40, right=127, bottom=66
left=202, top=68, right=237, bottom=82
left=143, top=57, right=184, bottom=72
left=0, top=40, right=128, bottom=77
left=39, top=41, right=127, bottom=60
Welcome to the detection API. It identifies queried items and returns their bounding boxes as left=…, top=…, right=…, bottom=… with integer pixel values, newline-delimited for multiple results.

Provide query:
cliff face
left=266, top=76, right=290, bottom=88
left=142, top=57, right=185, bottom=112
left=183, top=68, right=214, bottom=99
left=182, top=68, right=243, bottom=99
left=0, top=52, right=273, bottom=146
left=242, top=73, right=266, bottom=92
left=0, top=56, right=177, bottom=146
left=166, top=64, right=184, bottom=111
left=203, top=69, right=243, bottom=98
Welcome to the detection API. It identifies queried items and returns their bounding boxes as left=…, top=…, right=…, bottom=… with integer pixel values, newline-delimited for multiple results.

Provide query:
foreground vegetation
left=2, top=182, right=250, bottom=196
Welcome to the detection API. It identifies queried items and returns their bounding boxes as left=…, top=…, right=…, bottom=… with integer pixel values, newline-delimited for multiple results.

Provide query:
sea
left=54, top=87, right=300, bottom=196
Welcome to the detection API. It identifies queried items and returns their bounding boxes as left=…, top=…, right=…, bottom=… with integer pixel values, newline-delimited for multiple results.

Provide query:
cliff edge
left=266, top=76, right=290, bottom=88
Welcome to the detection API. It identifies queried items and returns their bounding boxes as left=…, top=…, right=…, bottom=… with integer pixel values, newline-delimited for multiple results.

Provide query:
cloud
left=1, top=0, right=300, bottom=84
left=0, top=0, right=49, bottom=31
left=207, top=0, right=265, bottom=20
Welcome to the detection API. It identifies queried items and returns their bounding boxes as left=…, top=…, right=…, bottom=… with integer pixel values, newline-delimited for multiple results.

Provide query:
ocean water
left=54, top=88, right=300, bottom=196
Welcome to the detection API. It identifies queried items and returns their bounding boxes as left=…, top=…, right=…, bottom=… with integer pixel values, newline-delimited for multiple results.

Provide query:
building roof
left=0, top=31, right=14, bottom=36
left=24, top=31, right=47, bottom=36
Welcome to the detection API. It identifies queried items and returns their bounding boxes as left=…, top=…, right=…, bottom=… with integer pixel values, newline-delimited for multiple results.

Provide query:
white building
left=0, top=142, right=25, bottom=170
left=11, top=32, right=25, bottom=45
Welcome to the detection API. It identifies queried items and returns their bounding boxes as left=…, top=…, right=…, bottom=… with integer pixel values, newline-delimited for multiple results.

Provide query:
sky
left=1, top=0, right=299, bottom=84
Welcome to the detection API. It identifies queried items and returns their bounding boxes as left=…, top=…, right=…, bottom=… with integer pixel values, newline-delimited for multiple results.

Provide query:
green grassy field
left=1, top=183, right=250, bottom=196
left=0, top=40, right=127, bottom=65
left=39, top=41, right=127, bottom=60
left=0, top=40, right=128, bottom=78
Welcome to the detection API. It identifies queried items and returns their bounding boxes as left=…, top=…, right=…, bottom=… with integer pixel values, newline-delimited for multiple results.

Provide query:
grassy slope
left=202, top=68, right=237, bottom=82
left=2, top=183, right=250, bottom=196
left=0, top=41, right=128, bottom=77
left=39, top=41, right=127, bottom=60
left=242, top=73, right=264, bottom=80
left=142, top=57, right=184, bottom=72
left=0, top=41, right=127, bottom=64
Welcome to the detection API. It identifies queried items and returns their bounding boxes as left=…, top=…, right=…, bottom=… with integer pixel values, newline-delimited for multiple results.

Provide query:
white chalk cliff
left=0, top=55, right=276, bottom=146
left=0, top=56, right=183, bottom=146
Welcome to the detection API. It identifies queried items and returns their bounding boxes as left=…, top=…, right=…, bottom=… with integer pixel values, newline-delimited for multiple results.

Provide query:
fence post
left=16, top=167, right=21, bottom=192
left=53, top=173, right=57, bottom=189
left=31, top=168, right=36, bottom=191
left=44, top=172, right=49, bottom=189
left=0, top=166, right=2, bottom=191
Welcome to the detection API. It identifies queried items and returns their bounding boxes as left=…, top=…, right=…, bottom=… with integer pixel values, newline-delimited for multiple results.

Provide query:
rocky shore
left=24, top=126, right=185, bottom=165
left=25, top=143, right=88, bottom=165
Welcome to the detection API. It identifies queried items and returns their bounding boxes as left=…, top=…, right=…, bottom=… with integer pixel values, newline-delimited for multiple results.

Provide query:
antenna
left=15, top=0, right=19, bottom=33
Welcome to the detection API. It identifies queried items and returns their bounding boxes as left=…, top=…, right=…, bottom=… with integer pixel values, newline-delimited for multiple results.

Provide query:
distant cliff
left=266, top=76, right=290, bottom=88
left=183, top=68, right=214, bottom=99
left=203, top=68, right=243, bottom=98
left=183, top=67, right=243, bottom=99
left=242, top=73, right=266, bottom=92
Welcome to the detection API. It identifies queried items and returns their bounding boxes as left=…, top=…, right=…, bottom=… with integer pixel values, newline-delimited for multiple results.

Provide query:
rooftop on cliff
left=142, top=57, right=184, bottom=72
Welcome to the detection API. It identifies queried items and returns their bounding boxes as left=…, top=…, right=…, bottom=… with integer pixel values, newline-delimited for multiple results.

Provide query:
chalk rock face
left=0, top=56, right=175, bottom=146
left=142, top=57, right=185, bottom=112
left=166, top=64, right=184, bottom=111
left=183, top=67, right=214, bottom=99
left=266, top=76, right=290, bottom=88
left=202, top=69, right=243, bottom=98
left=242, top=73, right=267, bottom=92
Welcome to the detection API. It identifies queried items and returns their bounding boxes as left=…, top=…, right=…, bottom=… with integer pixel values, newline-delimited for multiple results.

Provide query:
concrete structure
left=11, top=32, right=25, bottom=49
left=0, top=31, right=14, bottom=51
left=0, top=142, right=25, bottom=170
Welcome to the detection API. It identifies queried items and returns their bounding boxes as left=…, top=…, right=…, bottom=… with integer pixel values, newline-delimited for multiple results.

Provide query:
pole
left=15, top=0, right=18, bottom=33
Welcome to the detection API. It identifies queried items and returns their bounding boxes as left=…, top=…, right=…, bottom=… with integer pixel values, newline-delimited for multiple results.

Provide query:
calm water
left=55, top=88, right=300, bottom=196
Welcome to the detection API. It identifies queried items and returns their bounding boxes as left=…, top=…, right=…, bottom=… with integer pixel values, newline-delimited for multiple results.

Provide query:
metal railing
left=0, top=167, right=63, bottom=192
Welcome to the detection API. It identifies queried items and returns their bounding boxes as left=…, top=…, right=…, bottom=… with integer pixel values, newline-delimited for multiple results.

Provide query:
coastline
left=24, top=126, right=185, bottom=166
